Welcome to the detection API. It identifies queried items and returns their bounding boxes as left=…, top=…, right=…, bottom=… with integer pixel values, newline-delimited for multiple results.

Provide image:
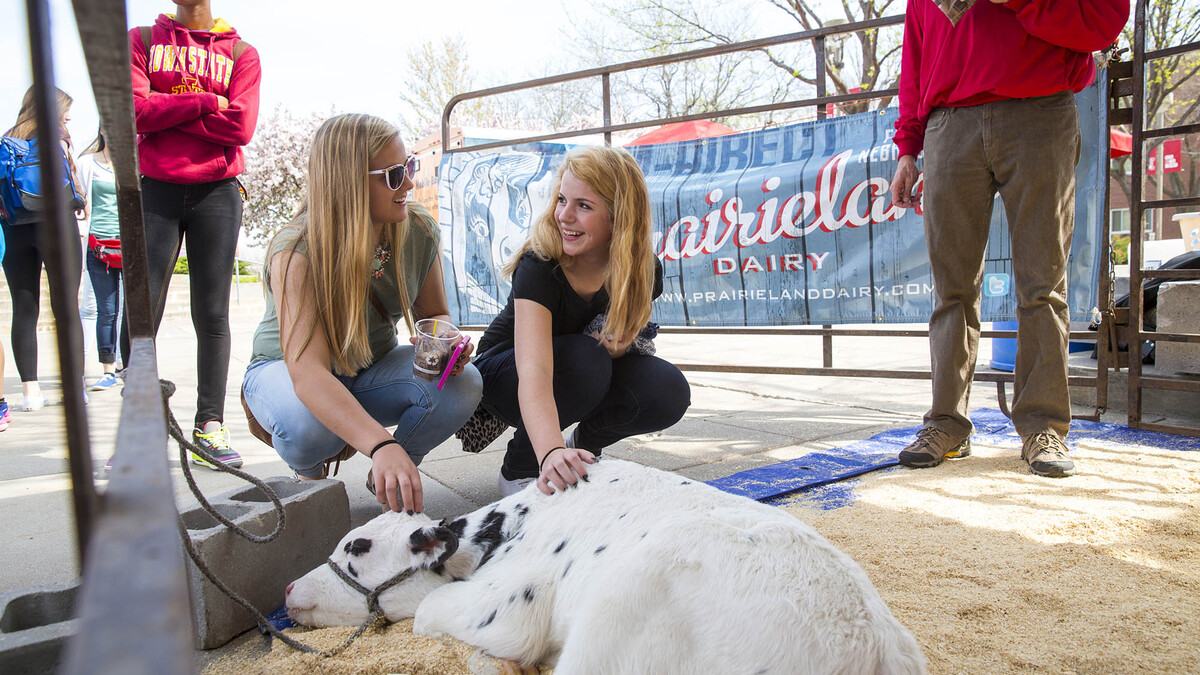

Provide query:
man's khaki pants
left=921, top=91, right=1081, bottom=440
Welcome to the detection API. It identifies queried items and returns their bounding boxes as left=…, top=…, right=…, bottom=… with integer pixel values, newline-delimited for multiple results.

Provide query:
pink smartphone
left=437, top=334, right=470, bottom=390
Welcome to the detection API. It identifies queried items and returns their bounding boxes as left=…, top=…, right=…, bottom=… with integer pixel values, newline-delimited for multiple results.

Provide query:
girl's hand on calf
left=537, top=447, right=596, bottom=495
left=372, top=443, right=424, bottom=513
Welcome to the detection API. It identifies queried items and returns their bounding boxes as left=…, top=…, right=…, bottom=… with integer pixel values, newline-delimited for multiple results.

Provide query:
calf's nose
left=285, top=582, right=294, bottom=596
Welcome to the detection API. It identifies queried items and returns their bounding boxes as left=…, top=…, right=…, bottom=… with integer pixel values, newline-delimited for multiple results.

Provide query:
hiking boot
left=898, top=426, right=971, bottom=468
left=191, top=423, right=243, bottom=470
left=1022, top=432, right=1075, bottom=478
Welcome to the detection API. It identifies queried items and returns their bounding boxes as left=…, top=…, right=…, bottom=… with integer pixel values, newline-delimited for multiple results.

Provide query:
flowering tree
left=240, top=106, right=328, bottom=245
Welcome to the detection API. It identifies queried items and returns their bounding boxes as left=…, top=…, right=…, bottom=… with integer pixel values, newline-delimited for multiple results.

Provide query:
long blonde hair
left=272, top=113, right=421, bottom=375
left=8, top=86, right=80, bottom=191
left=504, top=146, right=655, bottom=343
left=8, top=86, right=73, bottom=140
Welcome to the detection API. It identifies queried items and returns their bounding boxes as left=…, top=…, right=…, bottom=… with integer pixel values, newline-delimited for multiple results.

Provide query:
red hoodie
left=893, top=0, right=1128, bottom=158
left=129, top=14, right=261, bottom=183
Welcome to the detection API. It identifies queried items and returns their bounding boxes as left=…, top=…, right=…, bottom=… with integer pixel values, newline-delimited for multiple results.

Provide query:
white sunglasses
left=368, top=154, right=419, bottom=190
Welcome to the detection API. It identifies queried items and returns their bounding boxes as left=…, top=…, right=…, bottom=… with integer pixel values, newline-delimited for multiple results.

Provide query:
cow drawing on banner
left=442, top=152, right=558, bottom=322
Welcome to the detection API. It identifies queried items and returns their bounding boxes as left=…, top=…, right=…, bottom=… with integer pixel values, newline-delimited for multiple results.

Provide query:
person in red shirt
left=889, top=0, right=1127, bottom=478
left=125, top=0, right=261, bottom=469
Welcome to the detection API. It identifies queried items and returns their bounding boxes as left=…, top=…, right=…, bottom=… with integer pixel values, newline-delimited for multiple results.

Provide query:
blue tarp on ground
left=708, top=409, right=1200, bottom=509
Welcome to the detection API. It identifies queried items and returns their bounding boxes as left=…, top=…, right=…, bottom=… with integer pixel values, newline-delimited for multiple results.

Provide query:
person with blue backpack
left=0, top=86, right=85, bottom=412
left=1, top=222, right=8, bottom=430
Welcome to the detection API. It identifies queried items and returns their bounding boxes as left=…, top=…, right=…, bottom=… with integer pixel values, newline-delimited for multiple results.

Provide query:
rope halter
left=325, top=558, right=419, bottom=618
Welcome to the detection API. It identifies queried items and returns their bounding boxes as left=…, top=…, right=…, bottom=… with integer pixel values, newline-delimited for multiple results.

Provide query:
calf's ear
left=408, top=526, right=460, bottom=569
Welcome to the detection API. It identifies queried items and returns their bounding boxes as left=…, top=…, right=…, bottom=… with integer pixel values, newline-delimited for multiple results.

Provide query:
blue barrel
left=990, top=320, right=1094, bottom=372
left=989, top=321, right=1018, bottom=372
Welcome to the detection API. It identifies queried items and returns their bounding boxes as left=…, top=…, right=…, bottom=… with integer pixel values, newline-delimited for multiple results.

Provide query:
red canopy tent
left=624, top=120, right=736, bottom=146
left=623, top=119, right=1133, bottom=158
left=1110, top=128, right=1133, bottom=158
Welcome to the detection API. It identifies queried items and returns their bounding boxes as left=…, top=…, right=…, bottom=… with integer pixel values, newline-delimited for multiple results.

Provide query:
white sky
left=1, top=0, right=575, bottom=145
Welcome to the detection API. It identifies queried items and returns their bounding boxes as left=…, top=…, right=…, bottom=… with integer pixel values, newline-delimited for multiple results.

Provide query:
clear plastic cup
left=413, top=319, right=461, bottom=381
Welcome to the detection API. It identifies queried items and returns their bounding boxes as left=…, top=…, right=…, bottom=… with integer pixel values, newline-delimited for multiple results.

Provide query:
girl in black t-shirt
left=474, top=146, right=690, bottom=496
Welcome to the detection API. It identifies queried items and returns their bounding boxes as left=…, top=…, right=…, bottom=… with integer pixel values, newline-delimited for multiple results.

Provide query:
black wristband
left=538, top=447, right=567, bottom=473
left=369, top=439, right=401, bottom=459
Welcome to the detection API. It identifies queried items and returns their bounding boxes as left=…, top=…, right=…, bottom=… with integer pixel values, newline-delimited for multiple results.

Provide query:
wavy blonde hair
left=8, top=86, right=72, bottom=140
left=272, top=113, right=422, bottom=375
left=8, top=86, right=79, bottom=190
left=503, top=146, right=655, bottom=343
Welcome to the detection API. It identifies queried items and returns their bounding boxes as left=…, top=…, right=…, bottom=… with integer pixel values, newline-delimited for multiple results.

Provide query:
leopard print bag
left=454, top=405, right=509, bottom=454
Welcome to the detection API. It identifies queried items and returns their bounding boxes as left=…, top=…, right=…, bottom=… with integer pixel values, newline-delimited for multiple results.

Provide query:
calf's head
left=285, top=511, right=459, bottom=626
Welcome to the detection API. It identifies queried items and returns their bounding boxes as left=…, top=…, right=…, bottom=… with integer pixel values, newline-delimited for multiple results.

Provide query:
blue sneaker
left=0, top=401, right=10, bottom=431
left=90, top=373, right=120, bottom=391
left=191, top=423, right=243, bottom=469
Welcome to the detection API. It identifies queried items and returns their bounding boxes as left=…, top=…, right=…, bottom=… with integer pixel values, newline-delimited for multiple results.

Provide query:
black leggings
left=119, top=176, right=242, bottom=427
left=475, top=333, right=692, bottom=479
left=1, top=221, right=81, bottom=382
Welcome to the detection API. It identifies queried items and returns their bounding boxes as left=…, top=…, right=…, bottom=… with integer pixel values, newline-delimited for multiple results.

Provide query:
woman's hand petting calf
left=537, top=446, right=597, bottom=495
left=372, top=441, right=424, bottom=514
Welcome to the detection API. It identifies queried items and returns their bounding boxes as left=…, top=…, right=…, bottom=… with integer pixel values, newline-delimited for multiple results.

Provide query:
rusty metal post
left=61, top=0, right=194, bottom=672
left=1127, top=0, right=1147, bottom=426
left=602, top=72, right=612, bottom=147
left=23, top=0, right=95, bottom=564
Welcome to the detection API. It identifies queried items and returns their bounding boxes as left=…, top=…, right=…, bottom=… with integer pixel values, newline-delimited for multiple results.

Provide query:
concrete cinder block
left=1156, top=281, right=1200, bottom=377
left=183, top=477, right=349, bottom=649
left=0, top=581, right=79, bottom=674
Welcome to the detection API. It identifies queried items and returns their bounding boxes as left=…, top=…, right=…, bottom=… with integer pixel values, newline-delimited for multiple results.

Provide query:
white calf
left=286, top=459, right=926, bottom=674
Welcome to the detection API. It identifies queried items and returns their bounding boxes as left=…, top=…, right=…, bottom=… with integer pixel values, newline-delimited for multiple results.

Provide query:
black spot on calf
left=594, top=545, right=607, bottom=555
left=478, top=608, right=497, bottom=629
left=344, top=538, right=372, bottom=556
left=553, top=539, right=568, bottom=554
left=609, top=478, right=619, bottom=483
left=523, top=585, right=535, bottom=603
left=563, top=559, right=573, bottom=578
left=346, top=562, right=358, bottom=577
left=474, top=510, right=507, bottom=566
left=445, top=517, right=468, bottom=539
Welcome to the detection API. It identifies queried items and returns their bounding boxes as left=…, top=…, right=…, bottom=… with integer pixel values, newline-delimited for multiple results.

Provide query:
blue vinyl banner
left=437, top=79, right=1107, bottom=327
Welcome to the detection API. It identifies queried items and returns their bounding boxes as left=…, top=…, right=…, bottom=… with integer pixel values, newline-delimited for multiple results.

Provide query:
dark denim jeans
left=86, top=249, right=123, bottom=365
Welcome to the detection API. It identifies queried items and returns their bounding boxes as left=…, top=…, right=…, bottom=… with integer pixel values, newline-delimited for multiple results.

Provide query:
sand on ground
left=206, top=435, right=1200, bottom=674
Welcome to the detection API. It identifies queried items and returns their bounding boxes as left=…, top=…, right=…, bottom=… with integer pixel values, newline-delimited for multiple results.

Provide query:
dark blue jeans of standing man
left=86, top=249, right=122, bottom=365
left=475, top=333, right=692, bottom=480
left=120, top=176, right=242, bottom=427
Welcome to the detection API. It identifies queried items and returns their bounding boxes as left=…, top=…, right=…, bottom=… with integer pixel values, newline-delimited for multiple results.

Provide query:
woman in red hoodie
left=127, top=0, right=260, bottom=469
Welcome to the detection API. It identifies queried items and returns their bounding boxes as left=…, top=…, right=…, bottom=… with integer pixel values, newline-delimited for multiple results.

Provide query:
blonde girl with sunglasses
left=242, top=113, right=481, bottom=513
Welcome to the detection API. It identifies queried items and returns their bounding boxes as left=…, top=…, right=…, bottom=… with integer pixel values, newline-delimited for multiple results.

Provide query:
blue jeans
left=241, top=345, right=483, bottom=477
left=86, top=249, right=123, bottom=365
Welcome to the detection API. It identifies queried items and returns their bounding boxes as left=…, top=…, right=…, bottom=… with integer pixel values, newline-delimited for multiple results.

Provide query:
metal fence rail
left=443, top=12, right=1118, bottom=423
left=14, top=0, right=196, bottom=672
left=1124, top=4, right=1200, bottom=437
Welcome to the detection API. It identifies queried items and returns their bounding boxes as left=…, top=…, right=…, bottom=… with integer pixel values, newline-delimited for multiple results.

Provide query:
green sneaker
left=191, top=423, right=243, bottom=470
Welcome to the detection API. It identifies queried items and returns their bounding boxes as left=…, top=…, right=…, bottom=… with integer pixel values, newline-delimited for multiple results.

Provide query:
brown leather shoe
left=898, top=426, right=971, bottom=468
left=1021, top=432, right=1075, bottom=478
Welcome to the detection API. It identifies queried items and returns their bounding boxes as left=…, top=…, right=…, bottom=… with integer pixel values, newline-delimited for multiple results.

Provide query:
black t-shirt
left=476, top=251, right=663, bottom=360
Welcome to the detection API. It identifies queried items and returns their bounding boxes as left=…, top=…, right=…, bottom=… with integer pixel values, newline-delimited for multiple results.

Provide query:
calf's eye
left=344, top=538, right=373, bottom=556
